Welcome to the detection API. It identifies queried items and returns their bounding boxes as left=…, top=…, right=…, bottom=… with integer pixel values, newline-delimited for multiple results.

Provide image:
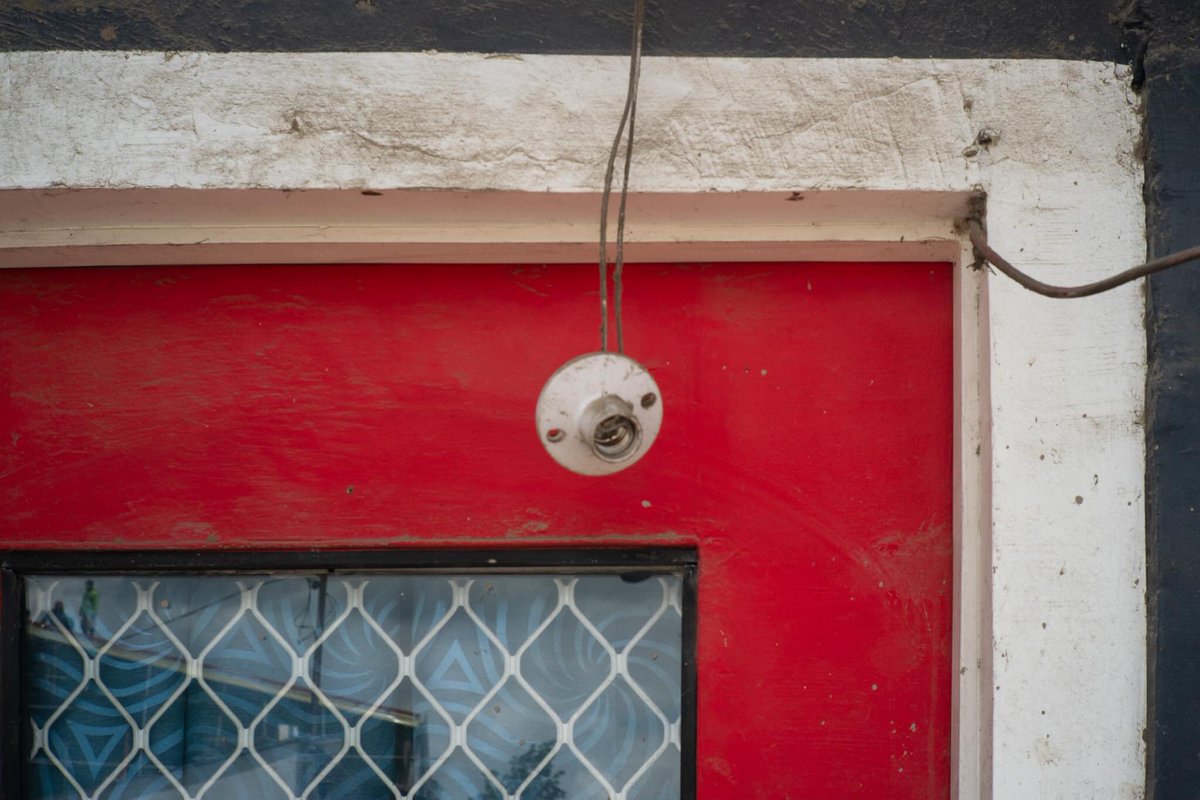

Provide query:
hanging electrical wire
left=969, top=219, right=1200, bottom=299
left=598, top=0, right=646, bottom=353
left=535, top=0, right=659, bottom=478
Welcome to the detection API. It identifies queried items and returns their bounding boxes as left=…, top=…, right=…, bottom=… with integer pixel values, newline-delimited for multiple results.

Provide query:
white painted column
left=972, top=62, right=1146, bottom=800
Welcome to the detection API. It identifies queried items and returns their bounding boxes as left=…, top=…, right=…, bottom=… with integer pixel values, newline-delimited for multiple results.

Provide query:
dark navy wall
left=4, top=1, right=1200, bottom=796
left=2, top=0, right=1137, bottom=60
left=1144, top=0, right=1200, bottom=797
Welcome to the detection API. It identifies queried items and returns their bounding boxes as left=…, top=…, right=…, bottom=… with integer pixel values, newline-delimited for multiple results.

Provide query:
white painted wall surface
left=0, top=53, right=1146, bottom=799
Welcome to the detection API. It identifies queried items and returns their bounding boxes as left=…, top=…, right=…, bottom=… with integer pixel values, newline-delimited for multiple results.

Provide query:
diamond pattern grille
left=24, top=574, right=682, bottom=799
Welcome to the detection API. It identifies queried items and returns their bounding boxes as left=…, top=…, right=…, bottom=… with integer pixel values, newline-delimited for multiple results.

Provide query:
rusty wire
left=969, top=219, right=1200, bottom=299
left=599, top=0, right=646, bottom=352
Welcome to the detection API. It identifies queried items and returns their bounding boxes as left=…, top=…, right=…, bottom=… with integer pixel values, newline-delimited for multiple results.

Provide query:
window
left=2, top=551, right=696, bottom=799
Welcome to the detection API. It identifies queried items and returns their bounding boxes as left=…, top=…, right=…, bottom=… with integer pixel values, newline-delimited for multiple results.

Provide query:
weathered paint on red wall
left=1, top=261, right=953, bottom=797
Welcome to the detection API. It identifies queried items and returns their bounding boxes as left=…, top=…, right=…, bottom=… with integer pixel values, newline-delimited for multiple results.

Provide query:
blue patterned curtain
left=25, top=574, right=682, bottom=799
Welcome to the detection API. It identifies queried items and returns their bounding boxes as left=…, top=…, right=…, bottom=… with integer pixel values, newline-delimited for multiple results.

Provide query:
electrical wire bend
left=968, top=219, right=1200, bottom=299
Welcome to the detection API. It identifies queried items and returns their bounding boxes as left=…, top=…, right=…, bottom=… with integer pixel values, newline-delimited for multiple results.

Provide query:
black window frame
left=0, top=547, right=698, bottom=800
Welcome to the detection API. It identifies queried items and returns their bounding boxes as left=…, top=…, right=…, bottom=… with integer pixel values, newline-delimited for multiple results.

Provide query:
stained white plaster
left=0, top=53, right=1130, bottom=194
left=0, top=52, right=1146, bottom=800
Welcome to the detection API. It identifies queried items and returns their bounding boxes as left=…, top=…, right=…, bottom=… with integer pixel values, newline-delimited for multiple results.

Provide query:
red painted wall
left=0, top=261, right=953, bottom=797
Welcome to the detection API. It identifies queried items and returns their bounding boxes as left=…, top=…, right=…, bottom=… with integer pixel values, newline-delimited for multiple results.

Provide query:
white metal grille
left=25, top=574, right=683, bottom=800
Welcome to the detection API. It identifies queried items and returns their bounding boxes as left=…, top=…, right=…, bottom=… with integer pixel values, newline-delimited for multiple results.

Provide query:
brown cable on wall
left=612, top=0, right=644, bottom=355
left=969, top=219, right=1200, bottom=299
left=599, top=0, right=646, bottom=353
